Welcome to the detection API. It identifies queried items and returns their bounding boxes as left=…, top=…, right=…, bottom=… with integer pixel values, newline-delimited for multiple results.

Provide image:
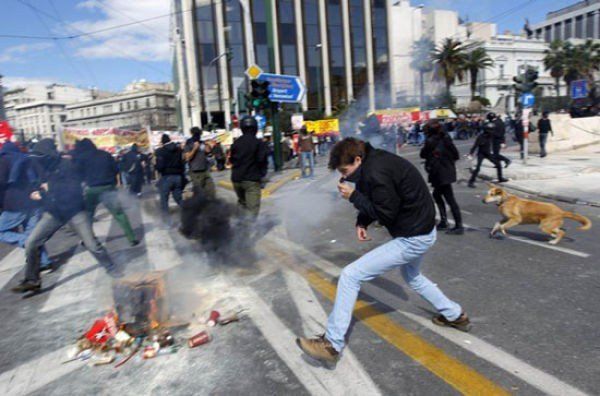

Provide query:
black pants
left=469, top=153, right=503, bottom=183
left=433, top=184, right=462, bottom=227
left=492, top=140, right=510, bottom=165
left=539, top=133, right=549, bottom=157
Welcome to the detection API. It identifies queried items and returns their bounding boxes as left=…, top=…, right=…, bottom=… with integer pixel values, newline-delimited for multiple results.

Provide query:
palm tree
left=410, top=38, right=435, bottom=108
left=543, top=40, right=566, bottom=96
left=463, top=46, right=494, bottom=100
left=432, top=38, right=472, bottom=100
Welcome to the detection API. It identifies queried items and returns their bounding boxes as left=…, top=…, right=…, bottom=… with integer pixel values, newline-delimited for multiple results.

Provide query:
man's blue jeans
left=300, top=152, right=314, bottom=178
left=0, top=209, right=52, bottom=267
left=325, top=229, right=462, bottom=352
left=159, top=174, right=183, bottom=214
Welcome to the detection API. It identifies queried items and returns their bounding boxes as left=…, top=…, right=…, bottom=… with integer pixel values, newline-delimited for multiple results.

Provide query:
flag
left=0, top=121, right=13, bottom=148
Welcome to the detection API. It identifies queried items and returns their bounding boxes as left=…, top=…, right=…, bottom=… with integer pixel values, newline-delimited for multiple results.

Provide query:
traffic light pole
left=264, top=0, right=282, bottom=171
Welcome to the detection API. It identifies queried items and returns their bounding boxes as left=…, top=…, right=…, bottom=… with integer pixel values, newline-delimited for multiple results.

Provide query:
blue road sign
left=255, top=114, right=266, bottom=130
left=571, top=80, right=588, bottom=99
left=520, top=93, right=535, bottom=107
left=257, top=73, right=306, bottom=103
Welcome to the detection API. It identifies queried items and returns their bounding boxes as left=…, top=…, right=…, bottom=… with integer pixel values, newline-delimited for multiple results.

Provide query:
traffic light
left=250, top=79, right=271, bottom=111
left=513, top=68, right=539, bottom=93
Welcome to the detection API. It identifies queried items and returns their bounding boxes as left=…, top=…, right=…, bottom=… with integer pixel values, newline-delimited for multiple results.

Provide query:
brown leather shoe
left=296, top=335, right=339, bottom=365
left=432, top=312, right=472, bottom=332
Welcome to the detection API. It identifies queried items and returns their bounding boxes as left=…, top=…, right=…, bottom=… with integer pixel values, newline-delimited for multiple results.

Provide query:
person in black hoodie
left=71, top=138, right=138, bottom=246
left=297, top=137, right=469, bottom=366
left=121, top=144, right=144, bottom=196
left=11, top=139, right=118, bottom=293
left=229, top=116, right=268, bottom=216
left=468, top=121, right=508, bottom=188
left=155, top=134, right=184, bottom=217
left=420, top=121, right=464, bottom=235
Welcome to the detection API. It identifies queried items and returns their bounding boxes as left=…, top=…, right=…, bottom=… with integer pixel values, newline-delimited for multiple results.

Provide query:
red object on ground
left=207, top=310, right=220, bottom=327
left=188, top=331, right=211, bottom=348
left=84, top=312, right=119, bottom=344
left=0, top=121, right=14, bottom=148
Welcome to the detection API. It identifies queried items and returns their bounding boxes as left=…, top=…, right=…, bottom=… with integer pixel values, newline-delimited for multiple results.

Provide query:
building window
left=146, top=98, right=151, bottom=107
left=327, top=0, right=347, bottom=107
left=499, top=64, right=505, bottom=79
left=575, top=15, right=583, bottom=38
left=564, top=19, right=572, bottom=39
left=349, top=0, right=367, bottom=98
left=134, top=100, right=138, bottom=110
left=303, top=0, right=323, bottom=110
left=103, top=105, right=112, bottom=114
left=47, top=92, right=54, bottom=100
left=119, top=103, right=123, bottom=112
left=587, top=12, right=595, bottom=38
left=50, top=115, right=54, bottom=122
left=554, top=22, right=562, bottom=41
left=127, top=102, right=131, bottom=110
left=545, top=26, right=552, bottom=42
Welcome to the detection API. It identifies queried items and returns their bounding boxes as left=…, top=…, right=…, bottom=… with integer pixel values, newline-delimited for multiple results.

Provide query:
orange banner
left=63, top=127, right=150, bottom=154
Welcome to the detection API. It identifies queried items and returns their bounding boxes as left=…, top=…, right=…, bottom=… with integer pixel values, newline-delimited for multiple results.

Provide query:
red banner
left=0, top=121, right=14, bottom=148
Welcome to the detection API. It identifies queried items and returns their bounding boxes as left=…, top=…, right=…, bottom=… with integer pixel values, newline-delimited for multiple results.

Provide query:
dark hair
left=190, top=127, right=201, bottom=137
left=161, top=133, right=171, bottom=144
left=328, top=137, right=366, bottom=170
left=425, top=120, right=443, bottom=137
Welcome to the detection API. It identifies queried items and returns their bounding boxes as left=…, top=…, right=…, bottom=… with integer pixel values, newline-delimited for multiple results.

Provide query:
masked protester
left=229, top=116, right=268, bottom=216
left=11, top=139, right=119, bottom=294
left=0, top=142, right=53, bottom=269
left=488, top=112, right=511, bottom=168
left=184, top=127, right=215, bottom=198
left=296, top=137, right=470, bottom=367
left=155, top=134, right=185, bottom=219
left=468, top=121, right=508, bottom=187
left=121, top=144, right=144, bottom=197
left=71, top=138, right=138, bottom=246
left=420, top=121, right=464, bottom=235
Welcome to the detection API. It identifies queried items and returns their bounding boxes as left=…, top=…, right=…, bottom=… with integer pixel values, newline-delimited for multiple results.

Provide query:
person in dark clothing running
left=0, top=142, right=53, bottom=268
left=121, top=144, right=144, bottom=196
left=184, top=127, right=215, bottom=198
left=513, top=113, right=525, bottom=159
left=155, top=134, right=185, bottom=218
left=11, top=139, right=118, bottom=293
left=71, top=139, right=138, bottom=246
left=420, top=121, right=464, bottom=235
left=229, top=116, right=268, bottom=216
left=537, top=111, right=553, bottom=157
left=296, top=137, right=470, bottom=367
left=489, top=113, right=511, bottom=168
left=468, top=121, right=508, bottom=187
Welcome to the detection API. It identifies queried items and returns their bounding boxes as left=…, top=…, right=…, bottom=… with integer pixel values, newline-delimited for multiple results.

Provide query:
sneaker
left=467, top=182, right=476, bottom=189
left=446, top=226, right=465, bottom=235
left=11, top=280, right=41, bottom=294
left=504, top=158, right=512, bottom=168
left=436, top=221, right=449, bottom=230
left=498, top=178, right=509, bottom=183
left=432, top=312, right=471, bottom=332
left=296, top=335, right=339, bottom=365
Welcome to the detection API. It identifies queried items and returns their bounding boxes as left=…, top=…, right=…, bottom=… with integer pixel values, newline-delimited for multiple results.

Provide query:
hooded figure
left=11, top=139, right=118, bottom=294
left=121, top=144, right=144, bottom=196
left=72, top=138, right=138, bottom=246
left=155, top=133, right=185, bottom=217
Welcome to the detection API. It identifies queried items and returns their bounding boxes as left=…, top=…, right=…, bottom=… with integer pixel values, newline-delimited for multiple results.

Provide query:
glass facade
left=349, top=0, right=367, bottom=98
left=303, top=0, right=323, bottom=110
left=575, top=15, right=583, bottom=38
left=196, top=1, right=220, bottom=110
left=564, top=18, right=572, bottom=39
left=371, top=0, right=389, bottom=109
left=327, top=0, right=346, bottom=108
left=278, top=0, right=298, bottom=75
left=251, top=0, right=272, bottom=72
left=224, top=0, right=246, bottom=90
left=586, top=12, right=595, bottom=38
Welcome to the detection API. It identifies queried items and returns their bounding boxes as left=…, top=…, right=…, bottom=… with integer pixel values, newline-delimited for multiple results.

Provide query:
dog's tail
left=563, top=211, right=592, bottom=230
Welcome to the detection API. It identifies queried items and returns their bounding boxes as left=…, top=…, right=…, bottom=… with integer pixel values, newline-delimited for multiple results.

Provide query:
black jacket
left=537, top=118, right=552, bottom=134
left=72, top=139, right=118, bottom=187
left=420, top=134, right=459, bottom=187
left=38, top=157, right=85, bottom=222
left=0, top=145, right=38, bottom=212
left=349, top=144, right=435, bottom=238
left=230, top=133, right=268, bottom=183
left=493, top=118, right=506, bottom=142
left=470, top=132, right=493, bottom=156
left=155, top=142, right=184, bottom=176
left=121, top=148, right=143, bottom=176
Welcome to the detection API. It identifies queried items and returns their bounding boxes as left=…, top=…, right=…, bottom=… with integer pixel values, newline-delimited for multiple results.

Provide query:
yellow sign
left=245, top=64, right=263, bottom=80
left=63, top=128, right=150, bottom=154
left=303, top=119, right=340, bottom=135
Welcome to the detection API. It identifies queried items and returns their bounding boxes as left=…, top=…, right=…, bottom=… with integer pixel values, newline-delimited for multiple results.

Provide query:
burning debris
left=64, top=272, right=247, bottom=368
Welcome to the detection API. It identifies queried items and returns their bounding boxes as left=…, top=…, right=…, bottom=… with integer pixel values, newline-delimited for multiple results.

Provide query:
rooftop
left=547, top=0, right=600, bottom=19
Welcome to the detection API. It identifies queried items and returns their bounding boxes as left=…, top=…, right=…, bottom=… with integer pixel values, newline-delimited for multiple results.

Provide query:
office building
left=532, top=0, right=600, bottom=42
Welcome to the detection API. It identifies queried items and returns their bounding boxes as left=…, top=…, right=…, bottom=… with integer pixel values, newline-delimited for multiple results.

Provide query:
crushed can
left=188, top=331, right=211, bottom=348
left=207, top=311, right=220, bottom=327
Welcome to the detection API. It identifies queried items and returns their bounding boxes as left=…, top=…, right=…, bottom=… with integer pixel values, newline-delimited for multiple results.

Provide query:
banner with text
left=303, top=119, right=340, bottom=136
left=63, top=127, right=151, bottom=154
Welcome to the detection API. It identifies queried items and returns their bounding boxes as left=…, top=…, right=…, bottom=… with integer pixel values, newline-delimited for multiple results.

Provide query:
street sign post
left=522, top=108, right=532, bottom=165
left=256, top=73, right=306, bottom=103
left=520, top=93, right=535, bottom=108
left=571, top=80, right=588, bottom=99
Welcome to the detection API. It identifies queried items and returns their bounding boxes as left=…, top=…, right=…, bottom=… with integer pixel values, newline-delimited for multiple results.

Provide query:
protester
left=297, top=137, right=470, bottom=366
left=184, top=127, right=215, bottom=198
left=11, top=139, right=118, bottom=293
left=71, top=138, right=138, bottom=246
left=0, top=142, right=53, bottom=269
left=468, top=121, right=508, bottom=187
left=121, top=144, right=144, bottom=196
left=420, top=121, right=464, bottom=235
left=229, top=116, right=268, bottom=216
left=513, top=113, right=525, bottom=159
left=155, top=134, right=185, bottom=219
left=537, top=111, right=553, bottom=158
left=489, top=113, right=512, bottom=168
left=298, top=128, right=315, bottom=178
left=212, top=141, right=226, bottom=171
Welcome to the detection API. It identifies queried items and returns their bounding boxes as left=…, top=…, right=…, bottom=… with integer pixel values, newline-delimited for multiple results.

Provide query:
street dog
left=483, top=185, right=592, bottom=245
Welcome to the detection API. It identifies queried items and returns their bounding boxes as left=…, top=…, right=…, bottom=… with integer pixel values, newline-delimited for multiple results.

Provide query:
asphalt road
left=0, top=140, right=598, bottom=395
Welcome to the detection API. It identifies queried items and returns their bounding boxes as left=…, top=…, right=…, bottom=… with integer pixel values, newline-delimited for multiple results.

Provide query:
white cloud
left=70, top=0, right=171, bottom=62
left=0, top=43, right=53, bottom=63
left=3, top=76, right=62, bottom=89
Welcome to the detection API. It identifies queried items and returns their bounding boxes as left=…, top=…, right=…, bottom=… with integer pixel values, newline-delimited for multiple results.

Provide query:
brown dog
left=483, top=185, right=592, bottom=245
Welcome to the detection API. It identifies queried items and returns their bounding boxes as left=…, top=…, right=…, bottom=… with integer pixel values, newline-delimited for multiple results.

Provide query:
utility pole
left=264, top=0, right=282, bottom=171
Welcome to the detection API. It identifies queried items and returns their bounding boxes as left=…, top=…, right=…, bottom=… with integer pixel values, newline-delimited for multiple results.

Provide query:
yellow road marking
left=217, top=170, right=301, bottom=198
left=305, top=270, right=509, bottom=396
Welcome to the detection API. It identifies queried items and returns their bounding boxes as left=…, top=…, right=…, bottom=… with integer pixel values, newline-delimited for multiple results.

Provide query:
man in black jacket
left=229, top=116, right=268, bottom=216
left=155, top=134, right=185, bottom=218
left=72, top=139, right=138, bottom=246
left=489, top=113, right=511, bottom=168
left=537, top=111, right=553, bottom=157
left=297, top=138, right=469, bottom=366
left=11, top=139, right=118, bottom=293
left=468, top=122, right=508, bottom=187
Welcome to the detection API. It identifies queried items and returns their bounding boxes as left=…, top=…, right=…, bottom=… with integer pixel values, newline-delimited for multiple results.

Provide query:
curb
left=217, top=169, right=302, bottom=198
left=477, top=173, right=600, bottom=207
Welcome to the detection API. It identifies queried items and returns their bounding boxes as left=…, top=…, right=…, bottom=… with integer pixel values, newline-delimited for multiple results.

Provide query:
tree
left=432, top=38, right=472, bottom=100
left=410, top=38, right=435, bottom=109
left=463, top=46, right=494, bottom=100
left=543, top=40, right=565, bottom=96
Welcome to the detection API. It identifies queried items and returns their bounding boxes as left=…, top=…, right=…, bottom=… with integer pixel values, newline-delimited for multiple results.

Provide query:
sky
left=0, top=0, right=580, bottom=92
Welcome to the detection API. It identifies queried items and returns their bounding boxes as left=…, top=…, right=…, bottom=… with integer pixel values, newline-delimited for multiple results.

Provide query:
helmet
left=240, top=116, right=258, bottom=134
left=486, top=112, right=496, bottom=121
left=483, top=121, right=496, bottom=134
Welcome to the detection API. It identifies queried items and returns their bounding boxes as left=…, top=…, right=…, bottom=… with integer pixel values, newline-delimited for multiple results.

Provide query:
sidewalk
left=477, top=145, right=600, bottom=206
left=214, top=167, right=302, bottom=198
